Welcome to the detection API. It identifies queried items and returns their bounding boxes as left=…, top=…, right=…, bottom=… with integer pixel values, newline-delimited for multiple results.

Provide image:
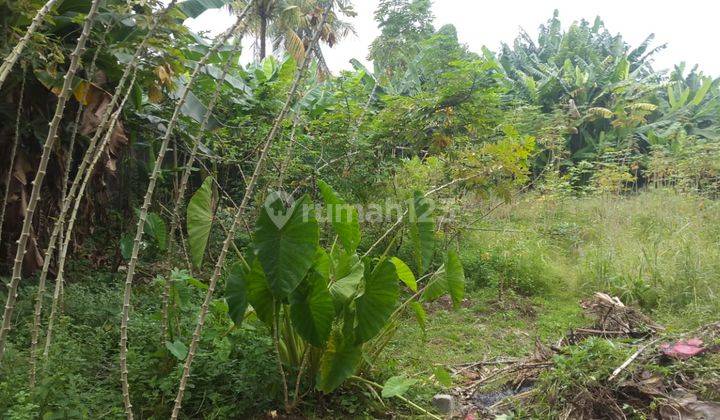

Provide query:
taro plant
left=225, top=180, right=465, bottom=412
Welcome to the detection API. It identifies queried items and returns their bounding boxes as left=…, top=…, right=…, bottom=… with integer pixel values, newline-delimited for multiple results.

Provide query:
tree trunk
left=0, top=68, right=25, bottom=245
left=31, top=1, right=181, bottom=379
left=162, top=42, right=241, bottom=342
left=260, top=14, right=268, bottom=59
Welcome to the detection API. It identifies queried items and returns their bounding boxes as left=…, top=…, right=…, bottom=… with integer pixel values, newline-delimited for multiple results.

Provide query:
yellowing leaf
left=73, top=80, right=92, bottom=105
left=586, top=107, right=614, bottom=119
left=148, top=83, right=163, bottom=104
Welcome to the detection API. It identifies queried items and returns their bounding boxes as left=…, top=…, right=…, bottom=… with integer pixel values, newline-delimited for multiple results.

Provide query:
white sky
left=186, top=0, right=720, bottom=76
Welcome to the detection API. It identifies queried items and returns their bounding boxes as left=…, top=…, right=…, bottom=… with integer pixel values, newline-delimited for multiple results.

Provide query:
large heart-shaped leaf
left=225, top=262, right=248, bottom=326
left=317, top=180, right=360, bottom=253
left=244, top=259, right=274, bottom=325
left=329, top=252, right=364, bottom=305
left=354, top=259, right=399, bottom=344
left=187, top=177, right=215, bottom=269
left=410, top=301, right=427, bottom=332
left=255, top=194, right=319, bottom=298
left=165, top=340, right=188, bottom=361
left=290, top=273, right=334, bottom=347
left=145, top=212, right=167, bottom=251
left=421, top=264, right=446, bottom=302
left=408, top=192, right=435, bottom=275
left=445, top=250, right=465, bottom=308
left=390, top=257, right=417, bottom=292
left=316, top=333, right=362, bottom=393
left=381, top=375, right=417, bottom=398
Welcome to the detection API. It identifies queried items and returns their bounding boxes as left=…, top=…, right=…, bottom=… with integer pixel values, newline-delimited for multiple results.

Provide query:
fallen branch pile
left=450, top=293, right=720, bottom=419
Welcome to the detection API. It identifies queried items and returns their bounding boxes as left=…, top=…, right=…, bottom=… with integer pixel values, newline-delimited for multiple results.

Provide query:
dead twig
left=608, top=339, right=659, bottom=382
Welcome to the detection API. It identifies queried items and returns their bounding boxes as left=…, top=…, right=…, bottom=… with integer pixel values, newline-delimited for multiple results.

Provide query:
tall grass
left=460, top=189, right=720, bottom=317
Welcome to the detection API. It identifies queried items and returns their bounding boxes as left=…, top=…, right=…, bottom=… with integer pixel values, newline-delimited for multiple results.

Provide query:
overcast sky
left=186, top=0, right=720, bottom=76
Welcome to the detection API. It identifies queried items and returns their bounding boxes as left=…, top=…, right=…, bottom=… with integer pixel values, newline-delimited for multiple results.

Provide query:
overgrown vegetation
left=0, top=0, right=718, bottom=417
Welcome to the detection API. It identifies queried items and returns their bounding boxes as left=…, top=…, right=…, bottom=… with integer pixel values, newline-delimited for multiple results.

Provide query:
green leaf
left=145, top=212, right=167, bottom=251
left=409, top=301, right=426, bottom=332
left=316, top=333, right=362, bottom=393
left=668, top=84, right=679, bottom=109
left=187, top=277, right=208, bottom=290
left=225, top=262, right=248, bottom=326
left=255, top=194, right=319, bottom=298
left=187, top=177, right=215, bottom=269
left=312, top=247, right=331, bottom=279
left=165, top=340, right=188, bottom=361
left=245, top=259, right=274, bottom=325
left=119, top=234, right=133, bottom=261
left=354, top=260, right=399, bottom=344
left=692, top=77, right=713, bottom=106
left=329, top=252, right=364, bottom=305
left=408, top=192, right=435, bottom=275
left=390, top=257, right=417, bottom=292
left=176, top=0, right=233, bottom=19
left=290, top=273, right=335, bottom=346
left=679, top=87, right=691, bottom=108
left=433, top=366, right=453, bottom=387
left=381, top=376, right=417, bottom=398
left=421, top=265, right=446, bottom=302
left=317, top=180, right=360, bottom=253
left=445, top=250, right=465, bottom=309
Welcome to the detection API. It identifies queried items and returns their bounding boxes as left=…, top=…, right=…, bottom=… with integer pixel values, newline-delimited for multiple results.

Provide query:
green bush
left=0, top=279, right=280, bottom=418
left=459, top=234, right=558, bottom=296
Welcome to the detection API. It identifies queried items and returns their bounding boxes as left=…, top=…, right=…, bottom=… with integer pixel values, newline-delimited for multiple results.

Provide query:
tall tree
left=368, top=0, right=434, bottom=77
left=237, top=0, right=354, bottom=62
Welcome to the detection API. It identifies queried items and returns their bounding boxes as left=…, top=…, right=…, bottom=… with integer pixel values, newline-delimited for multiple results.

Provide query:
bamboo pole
left=29, top=1, right=179, bottom=378
left=118, top=7, right=253, bottom=418
left=28, top=43, right=104, bottom=388
left=0, top=68, right=25, bottom=245
left=42, top=70, right=138, bottom=366
left=169, top=7, right=330, bottom=418
left=0, top=0, right=59, bottom=90
left=161, top=42, right=242, bottom=342
left=0, top=0, right=102, bottom=364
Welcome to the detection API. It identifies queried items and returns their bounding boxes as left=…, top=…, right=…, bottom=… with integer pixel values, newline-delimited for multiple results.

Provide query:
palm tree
left=235, top=0, right=355, bottom=66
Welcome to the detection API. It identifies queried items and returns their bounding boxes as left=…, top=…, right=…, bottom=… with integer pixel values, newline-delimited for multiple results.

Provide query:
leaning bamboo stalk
left=29, top=2, right=177, bottom=379
left=170, top=8, right=330, bottom=419
left=28, top=46, right=102, bottom=387
left=0, top=0, right=101, bottom=364
left=35, top=79, right=134, bottom=361
left=0, top=68, right=25, bottom=244
left=161, top=43, right=241, bottom=342
left=42, top=70, right=139, bottom=365
left=30, top=0, right=176, bottom=378
left=56, top=27, right=109, bottom=262
left=0, top=0, right=59, bottom=90
left=118, top=8, right=253, bottom=418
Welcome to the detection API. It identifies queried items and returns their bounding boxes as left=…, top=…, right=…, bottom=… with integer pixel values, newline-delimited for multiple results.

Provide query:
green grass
left=3, top=189, right=718, bottom=418
left=375, top=188, right=720, bottom=413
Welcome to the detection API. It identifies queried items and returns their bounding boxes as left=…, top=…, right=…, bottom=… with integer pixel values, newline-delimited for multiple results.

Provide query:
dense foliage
left=0, top=0, right=718, bottom=417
